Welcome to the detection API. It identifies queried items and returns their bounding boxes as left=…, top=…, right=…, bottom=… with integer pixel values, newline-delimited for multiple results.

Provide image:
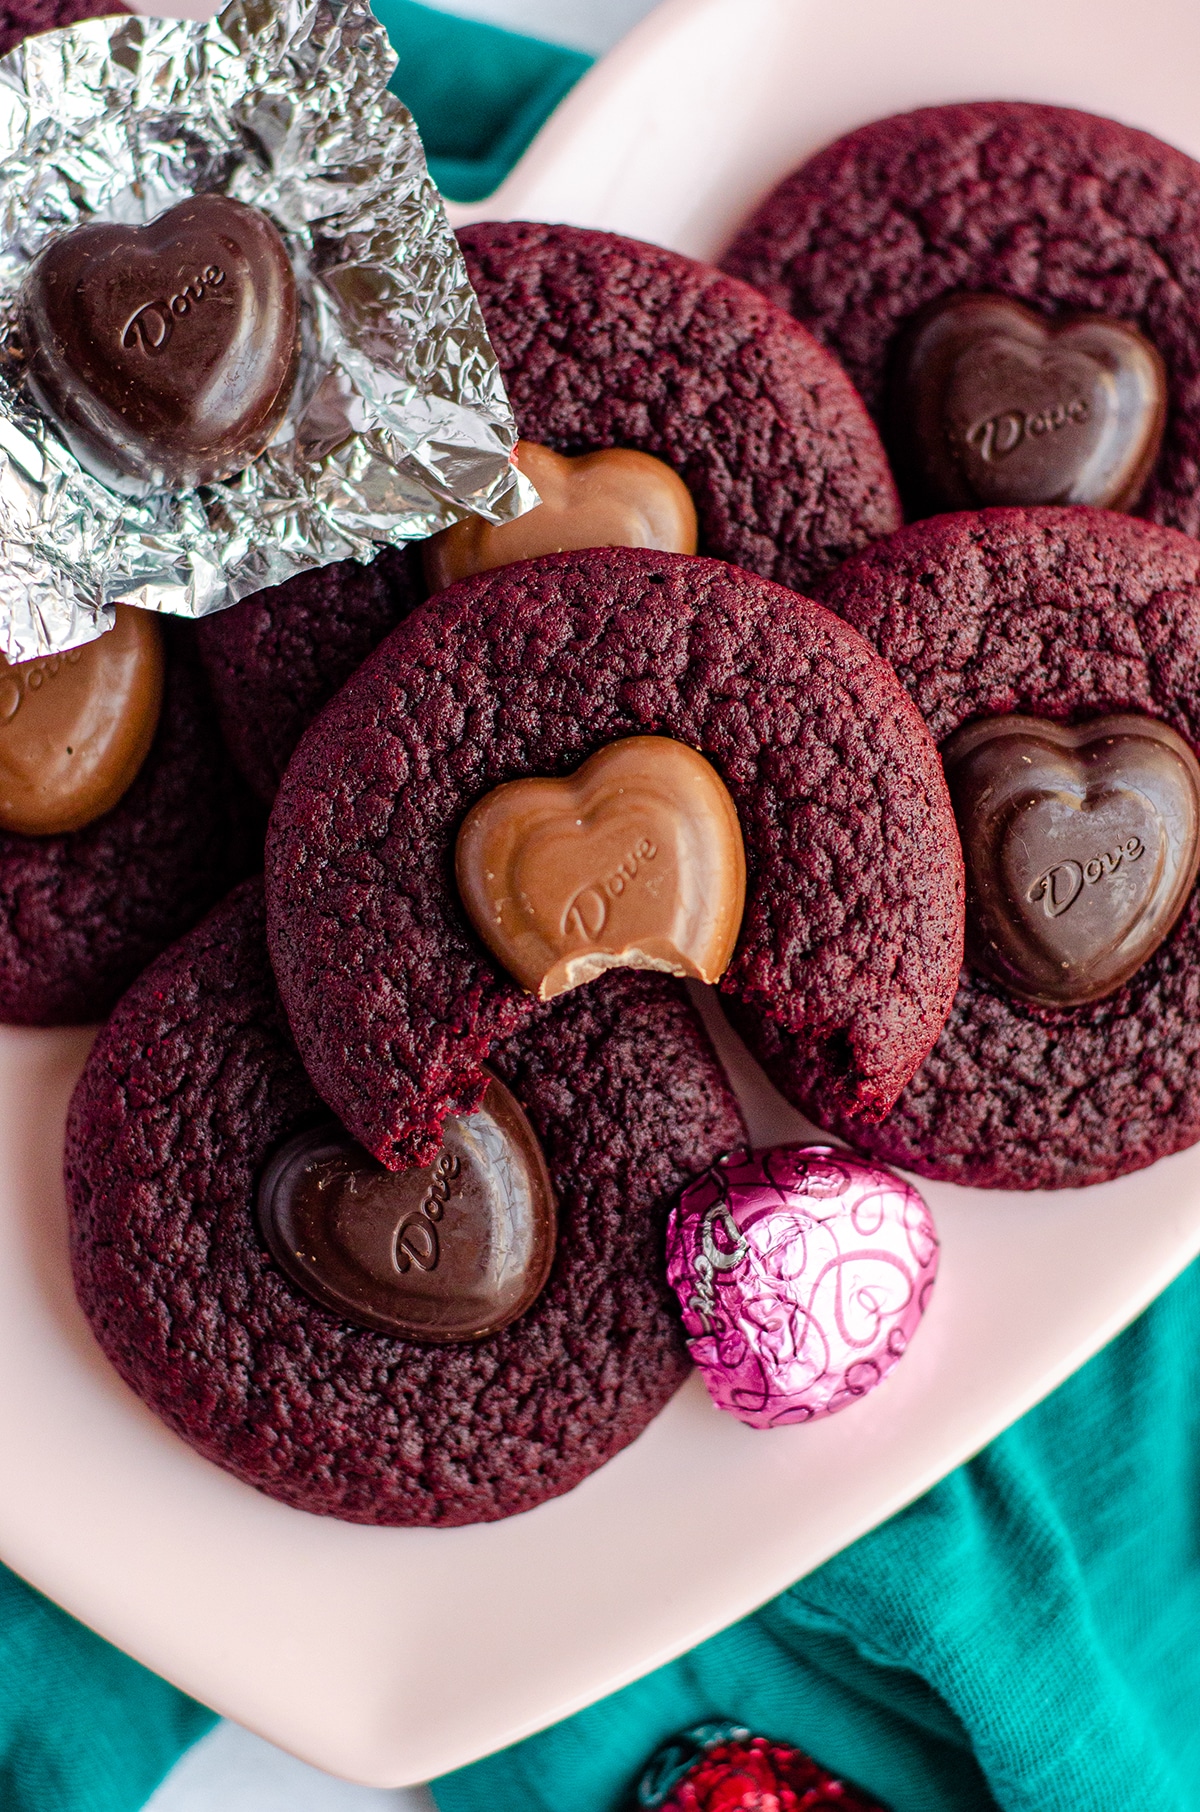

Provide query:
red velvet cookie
left=0, top=0, right=122, bottom=58
left=459, top=222, right=899, bottom=592
left=799, top=505, right=1200, bottom=1190
left=195, top=548, right=418, bottom=803
left=0, top=624, right=258, bottom=1024
left=65, top=879, right=744, bottom=1526
left=265, top=547, right=963, bottom=1170
left=723, top=103, right=1200, bottom=533
left=196, top=221, right=899, bottom=802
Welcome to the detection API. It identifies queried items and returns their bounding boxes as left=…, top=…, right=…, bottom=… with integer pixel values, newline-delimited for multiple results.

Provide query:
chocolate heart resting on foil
left=257, top=1076, right=556, bottom=1343
left=888, top=294, right=1166, bottom=513
left=943, top=713, right=1200, bottom=1006
left=18, top=195, right=300, bottom=496
left=455, top=736, right=746, bottom=1001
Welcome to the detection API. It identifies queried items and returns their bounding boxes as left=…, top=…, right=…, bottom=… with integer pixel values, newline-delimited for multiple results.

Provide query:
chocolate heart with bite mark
left=888, top=294, right=1166, bottom=513
left=422, top=439, right=698, bottom=591
left=455, top=736, right=746, bottom=1001
left=18, top=195, right=299, bottom=496
left=943, top=713, right=1200, bottom=1007
left=257, top=1076, right=556, bottom=1342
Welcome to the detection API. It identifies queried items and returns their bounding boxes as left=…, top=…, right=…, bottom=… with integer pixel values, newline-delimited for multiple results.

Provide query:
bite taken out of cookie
left=264, top=546, right=964, bottom=1172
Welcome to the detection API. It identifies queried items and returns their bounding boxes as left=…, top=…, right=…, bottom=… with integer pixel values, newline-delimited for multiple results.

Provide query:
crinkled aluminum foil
left=0, top=0, right=536, bottom=659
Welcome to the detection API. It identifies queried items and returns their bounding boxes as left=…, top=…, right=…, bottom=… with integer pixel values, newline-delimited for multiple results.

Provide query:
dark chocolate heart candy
left=257, top=1077, right=556, bottom=1342
left=943, top=713, right=1200, bottom=1007
left=18, top=194, right=299, bottom=496
left=888, top=294, right=1166, bottom=513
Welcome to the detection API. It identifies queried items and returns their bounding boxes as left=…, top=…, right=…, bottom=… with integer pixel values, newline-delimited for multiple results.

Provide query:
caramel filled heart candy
left=257, top=1076, right=556, bottom=1342
left=456, top=736, right=745, bottom=1000
left=422, top=440, right=698, bottom=590
left=888, top=294, right=1165, bottom=513
left=944, top=713, right=1200, bottom=1006
left=19, top=195, right=299, bottom=495
left=0, top=605, right=164, bottom=836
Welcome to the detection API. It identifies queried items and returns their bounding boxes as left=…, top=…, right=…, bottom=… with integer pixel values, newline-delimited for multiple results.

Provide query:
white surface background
left=419, top=0, right=655, bottom=53
left=146, top=1724, right=437, bottom=1812
left=141, top=9, right=660, bottom=1812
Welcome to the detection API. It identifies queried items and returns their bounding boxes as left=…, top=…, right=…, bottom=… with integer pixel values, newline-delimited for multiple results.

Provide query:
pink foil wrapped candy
left=665, top=1145, right=938, bottom=1428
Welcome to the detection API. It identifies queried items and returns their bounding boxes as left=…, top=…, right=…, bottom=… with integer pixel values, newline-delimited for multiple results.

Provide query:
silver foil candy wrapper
left=0, top=0, right=536, bottom=659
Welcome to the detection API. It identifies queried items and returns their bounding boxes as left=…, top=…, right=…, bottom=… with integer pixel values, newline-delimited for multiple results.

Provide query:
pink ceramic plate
left=10, top=0, right=1200, bottom=1785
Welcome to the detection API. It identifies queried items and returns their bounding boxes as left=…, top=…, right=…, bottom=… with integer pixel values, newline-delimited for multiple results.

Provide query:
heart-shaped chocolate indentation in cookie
left=456, top=736, right=746, bottom=1000
left=422, top=440, right=698, bottom=591
left=0, top=605, right=163, bottom=836
left=943, top=714, right=1200, bottom=1006
left=19, top=195, right=299, bottom=495
left=888, top=294, right=1166, bottom=512
left=258, top=1077, right=556, bottom=1342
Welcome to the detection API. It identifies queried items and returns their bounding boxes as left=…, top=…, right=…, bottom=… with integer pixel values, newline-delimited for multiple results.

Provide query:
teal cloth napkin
left=433, top=1254, right=1200, bottom=1812
left=373, top=0, right=591, bottom=201
left=0, top=1564, right=214, bottom=1811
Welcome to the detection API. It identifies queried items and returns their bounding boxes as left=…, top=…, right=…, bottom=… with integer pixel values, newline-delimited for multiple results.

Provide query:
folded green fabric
left=0, top=1565, right=215, bottom=1812
left=373, top=0, right=591, bottom=202
left=433, top=1253, right=1200, bottom=1812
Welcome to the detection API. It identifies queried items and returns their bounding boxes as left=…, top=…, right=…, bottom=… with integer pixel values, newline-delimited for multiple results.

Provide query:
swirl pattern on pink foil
left=666, top=1145, right=939, bottom=1428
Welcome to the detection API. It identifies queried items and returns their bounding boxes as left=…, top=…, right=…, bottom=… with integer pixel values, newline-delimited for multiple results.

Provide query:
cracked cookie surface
left=197, top=221, right=900, bottom=803
left=0, top=625, right=259, bottom=1024
left=807, top=505, right=1200, bottom=1189
left=66, top=880, right=744, bottom=1526
left=723, top=102, right=1200, bottom=536
left=265, top=547, right=963, bottom=1169
left=460, top=222, right=899, bottom=595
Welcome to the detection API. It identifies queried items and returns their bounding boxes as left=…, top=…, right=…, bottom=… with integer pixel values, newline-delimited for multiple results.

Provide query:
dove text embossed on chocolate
left=890, top=293, right=1165, bottom=513
left=455, top=737, right=746, bottom=1000
left=943, top=713, right=1200, bottom=1005
left=391, top=1151, right=462, bottom=1274
left=0, top=647, right=83, bottom=724
left=257, top=1078, right=555, bottom=1342
left=19, top=195, right=298, bottom=494
left=562, top=837, right=658, bottom=939
left=122, top=264, right=227, bottom=356
left=1027, top=835, right=1146, bottom=919
left=965, top=394, right=1090, bottom=465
